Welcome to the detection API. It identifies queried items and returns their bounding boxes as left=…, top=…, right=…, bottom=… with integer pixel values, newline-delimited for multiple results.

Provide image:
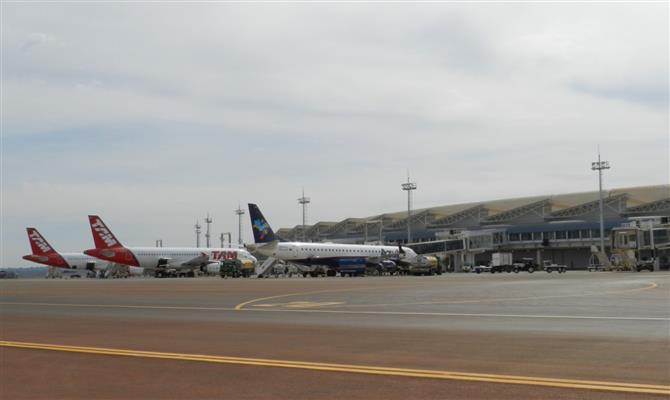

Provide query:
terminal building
left=276, top=185, right=670, bottom=270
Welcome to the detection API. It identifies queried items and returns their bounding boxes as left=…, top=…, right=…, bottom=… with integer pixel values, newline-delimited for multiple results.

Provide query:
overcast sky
left=2, top=2, right=668, bottom=267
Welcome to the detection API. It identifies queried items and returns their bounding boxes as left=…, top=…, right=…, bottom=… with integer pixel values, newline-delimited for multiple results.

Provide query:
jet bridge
left=610, top=217, right=670, bottom=271
left=409, top=229, right=503, bottom=272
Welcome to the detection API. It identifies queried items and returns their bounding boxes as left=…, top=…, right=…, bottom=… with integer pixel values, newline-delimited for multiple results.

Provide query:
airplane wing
left=377, top=248, right=397, bottom=261
left=180, top=252, right=209, bottom=267
left=158, top=257, right=173, bottom=267
left=377, top=245, right=412, bottom=266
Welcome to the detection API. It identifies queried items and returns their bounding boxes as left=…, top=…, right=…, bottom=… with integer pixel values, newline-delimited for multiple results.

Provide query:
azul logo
left=211, top=251, right=238, bottom=260
left=252, top=218, right=270, bottom=239
left=29, top=231, right=52, bottom=253
left=91, top=219, right=118, bottom=247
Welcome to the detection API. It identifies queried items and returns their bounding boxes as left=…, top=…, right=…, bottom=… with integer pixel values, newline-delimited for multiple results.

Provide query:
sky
left=1, top=2, right=668, bottom=267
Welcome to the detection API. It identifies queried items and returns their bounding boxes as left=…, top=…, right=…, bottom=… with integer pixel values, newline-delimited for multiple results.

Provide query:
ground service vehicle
left=491, top=252, right=513, bottom=273
left=636, top=258, right=655, bottom=272
left=543, top=260, right=567, bottom=273
left=380, top=260, right=399, bottom=275
left=512, top=258, right=538, bottom=273
left=220, top=258, right=255, bottom=278
left=0, top=271, right=18, bottom=279
left=473, top=264, right=492, bottom=274
left=401, top=255, right=440, bottom=275
left=220, top=259, right=243, bottom=278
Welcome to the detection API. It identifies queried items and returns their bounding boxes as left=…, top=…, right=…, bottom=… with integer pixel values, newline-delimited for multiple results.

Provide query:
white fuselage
left=128, top=247, right=257, bottom=270
left=255, top=242, right=415, bottom=263
left=60, top=253, right=108, bottom=271
left=59, top=253, right=144, bottom=276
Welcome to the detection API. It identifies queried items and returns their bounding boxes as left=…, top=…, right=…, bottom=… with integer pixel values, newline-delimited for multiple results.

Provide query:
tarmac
left=1, top=271, right=669, bottom=399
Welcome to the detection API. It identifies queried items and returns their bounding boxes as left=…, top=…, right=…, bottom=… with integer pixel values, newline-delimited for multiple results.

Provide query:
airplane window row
left=135, top=252, right=198, bottom=257
left=300, top=248, right=382, bottom=254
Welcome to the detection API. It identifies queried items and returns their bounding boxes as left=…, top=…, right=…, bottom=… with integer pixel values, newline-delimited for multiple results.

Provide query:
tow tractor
left=635, top=258, right=655, bottom=272
left=473, top=264, right=492, bottom=274
left=511, top=258, right=538, bottom=273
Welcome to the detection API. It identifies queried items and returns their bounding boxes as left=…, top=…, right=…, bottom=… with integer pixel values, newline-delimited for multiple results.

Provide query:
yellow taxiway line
left=1, top=340, right=668, bottom=395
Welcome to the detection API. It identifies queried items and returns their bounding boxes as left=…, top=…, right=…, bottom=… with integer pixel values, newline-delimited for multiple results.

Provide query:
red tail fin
left=26, top=228, right=58, bottom=255
left=88, top=215, right=123, bottom=249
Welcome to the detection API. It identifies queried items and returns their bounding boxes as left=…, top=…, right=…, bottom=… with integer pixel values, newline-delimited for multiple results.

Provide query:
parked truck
left=403, top=255, right=440, bottom=276
left=219, top=259, right=254, bottom=278
left=490, top=252, right=513, bottom=273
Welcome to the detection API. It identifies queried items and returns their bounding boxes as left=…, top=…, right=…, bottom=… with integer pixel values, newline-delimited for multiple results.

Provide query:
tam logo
left=91, top=219, right=118, bottom=247
left=211, top=251, right=238, bottom=260
left=29, top=231, right=52, bottom=253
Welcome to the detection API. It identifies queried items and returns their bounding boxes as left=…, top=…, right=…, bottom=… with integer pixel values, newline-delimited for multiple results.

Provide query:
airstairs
left=255, top=257, right=278, bottom=277
left=589, top=246, right=612, bottom=271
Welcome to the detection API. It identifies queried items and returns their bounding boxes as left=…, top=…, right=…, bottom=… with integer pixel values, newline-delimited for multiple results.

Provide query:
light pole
left=220, top=232, right=231, bottom=247
left=205, top=214, right=213, bottom=248
left=194, top=221, right=201, bottom=248
left=591, top=151, right=611, bottom=255
left=298, top=189, right=310, bottom=242
left=235, top=205, right=245, bottom=245
left=401, top=175, right=417, bottom=244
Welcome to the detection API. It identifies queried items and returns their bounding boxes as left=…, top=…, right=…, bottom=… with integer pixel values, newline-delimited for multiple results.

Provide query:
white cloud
left=20, top=32, right=57, bottom=51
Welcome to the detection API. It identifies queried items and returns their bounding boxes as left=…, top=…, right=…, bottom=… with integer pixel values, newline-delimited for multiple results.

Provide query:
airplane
left=83, top=215, right=257, bottom=277
left=22, top=227, right=113, bottom=278
left=247, top=203, right=419, bottom=276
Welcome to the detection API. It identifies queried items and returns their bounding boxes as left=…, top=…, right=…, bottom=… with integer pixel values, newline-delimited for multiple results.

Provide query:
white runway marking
left=1, top=302, right=668, bottom=321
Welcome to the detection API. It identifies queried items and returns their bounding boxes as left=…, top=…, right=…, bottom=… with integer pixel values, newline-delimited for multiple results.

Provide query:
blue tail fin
left=248, top=204, right=277, bottom=244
